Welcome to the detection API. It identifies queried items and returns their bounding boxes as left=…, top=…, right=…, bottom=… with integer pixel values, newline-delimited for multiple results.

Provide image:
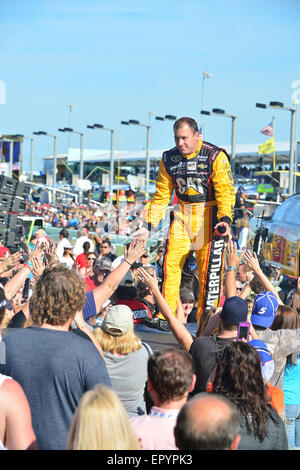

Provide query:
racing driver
left=136, top=117, right=235, bottom=322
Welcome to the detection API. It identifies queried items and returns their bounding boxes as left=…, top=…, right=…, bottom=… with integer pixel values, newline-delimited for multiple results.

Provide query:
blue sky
left=1, top=0, right=300, bottom=171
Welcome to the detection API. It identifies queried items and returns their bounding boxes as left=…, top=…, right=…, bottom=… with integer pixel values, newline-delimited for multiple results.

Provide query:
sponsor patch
left=197, top=163, right=208, bottom=170
left=187, top=161, right=197, bottom=171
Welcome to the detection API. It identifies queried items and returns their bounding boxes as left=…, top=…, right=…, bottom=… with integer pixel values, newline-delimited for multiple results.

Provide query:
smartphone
left=237, top=322, right=250, bottom=342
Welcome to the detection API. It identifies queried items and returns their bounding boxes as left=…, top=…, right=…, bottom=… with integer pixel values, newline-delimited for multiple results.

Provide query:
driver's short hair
left=173, top=117, right=199, bottom=134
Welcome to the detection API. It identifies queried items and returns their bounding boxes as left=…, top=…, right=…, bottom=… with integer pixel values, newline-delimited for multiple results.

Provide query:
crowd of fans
left=25, top=199, right=146, bottom=236
left=0, top=199, right=299, bottom=451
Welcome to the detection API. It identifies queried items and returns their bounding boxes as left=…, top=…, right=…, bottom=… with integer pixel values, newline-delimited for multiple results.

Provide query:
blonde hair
left=93, top=326, right=142, bottom=355
left=67, top=385, right=140, bottom=450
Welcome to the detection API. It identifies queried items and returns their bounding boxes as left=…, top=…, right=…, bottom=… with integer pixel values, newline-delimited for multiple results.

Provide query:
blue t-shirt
left=283, top=354, right=300, bottom=405
left=0, top=327, right=111, bottom=450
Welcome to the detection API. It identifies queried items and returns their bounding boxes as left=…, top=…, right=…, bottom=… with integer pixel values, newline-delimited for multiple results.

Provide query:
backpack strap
left=142, top=342, right=152, bottom=358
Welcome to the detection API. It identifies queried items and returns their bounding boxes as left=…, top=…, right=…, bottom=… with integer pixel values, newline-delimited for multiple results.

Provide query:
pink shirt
left=130, top=406, right=179, bottom=450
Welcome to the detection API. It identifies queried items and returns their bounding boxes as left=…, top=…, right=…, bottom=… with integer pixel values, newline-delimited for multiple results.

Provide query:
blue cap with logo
left=250, top=291, right=278, bottom=328
left=248, top=339, right=275, bottom=383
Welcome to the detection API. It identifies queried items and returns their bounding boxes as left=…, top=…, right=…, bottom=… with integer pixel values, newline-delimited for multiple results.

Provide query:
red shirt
left=75, top=253, right=88, bottom=269
left=84, top=276, right=98, bottom=292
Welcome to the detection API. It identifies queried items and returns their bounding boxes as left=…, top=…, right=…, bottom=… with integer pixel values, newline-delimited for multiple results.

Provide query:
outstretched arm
left=92, top=239, right=146, bottom=312
left=136, top=267, right=193, bottom=351
left=4, top=244, right=44, bottom=300
left=243, top=250, right=283, bottom=305
left=224, top=241, right=244, bottom=298
left=73, top=311, right=104, bottom=358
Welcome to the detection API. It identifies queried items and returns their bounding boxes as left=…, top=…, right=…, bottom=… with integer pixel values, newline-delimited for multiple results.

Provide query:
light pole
left=201, top=108, right=237, bottom=174
left=67, top=104, right=76, bottom=149
left=34, top=131, right=57, bottom=203
left=200, top=71, right=212, bottom=138
left=256, top=101, right=297, bottom=195
left=13, top=135, right=34, bottom=181
left=121, top=119, right=152, bottom=200
left=87, top=123, right=115, bottom=206
left=59, top=127, right=84, bottom=202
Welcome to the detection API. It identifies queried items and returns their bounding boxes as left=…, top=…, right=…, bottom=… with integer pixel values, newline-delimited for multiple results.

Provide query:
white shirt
left=56, top=238, right=72, bottom=262
left=72, top=236, right=95, bottom=257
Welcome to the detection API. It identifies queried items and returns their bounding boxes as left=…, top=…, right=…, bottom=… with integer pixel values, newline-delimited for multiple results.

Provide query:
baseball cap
left=63, top=240, right=72, bottom=249
left=220, top=296, right=248, bottom=325
left=251, top=291, right=278, bottom=328
left=94, top=256, right=112, bottom=272
left=119, top=271, right=134, bottom=287
left=101, top=304, right=133, bottom=336
left=248, top=339, right=275, bottom=383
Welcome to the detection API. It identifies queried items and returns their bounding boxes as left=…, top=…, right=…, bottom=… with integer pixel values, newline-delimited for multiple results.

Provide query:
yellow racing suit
left=144, top=139, right=235, bottom=320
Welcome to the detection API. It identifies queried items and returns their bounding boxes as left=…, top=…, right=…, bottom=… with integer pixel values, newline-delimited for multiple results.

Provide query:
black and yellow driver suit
left=144, top=138, right=235, bottom=321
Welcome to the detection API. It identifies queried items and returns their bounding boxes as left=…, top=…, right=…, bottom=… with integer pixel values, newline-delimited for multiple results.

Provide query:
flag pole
left=272, top=114, right=276, bottom=172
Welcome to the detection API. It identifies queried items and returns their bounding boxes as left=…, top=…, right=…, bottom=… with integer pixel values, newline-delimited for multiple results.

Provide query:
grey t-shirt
left=104, top=343, right=153, bottom=417
left=0, top=327, right=111, bottom=450
left=257, top=328, right=300, bottom=390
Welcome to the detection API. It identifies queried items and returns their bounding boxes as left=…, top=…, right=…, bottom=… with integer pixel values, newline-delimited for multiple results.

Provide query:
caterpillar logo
left=205, top=239, right=225, bottom=309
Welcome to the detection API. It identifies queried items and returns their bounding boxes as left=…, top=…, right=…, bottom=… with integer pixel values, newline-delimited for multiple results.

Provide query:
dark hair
left=174, top=393, right=240, bottom=450
left=173, top=117, right=199, bottom=134
left=291, top=292, right=300, bottom=314
left=147, top=348, right=194, bottom=402
left=136, top=281, right=151, bottom=299
left=83, top=241, right=90, bottom=255
left=0, top=288, right=7, bottom=325
left=101, top=239, right=111, bottom=247
left=60, top=229, right=69, bottom=239
left=211, top=341, right=275, bottom=442
left=114, top=285, right=137, bottom=301
left=250, top=274, right=265, bottom=294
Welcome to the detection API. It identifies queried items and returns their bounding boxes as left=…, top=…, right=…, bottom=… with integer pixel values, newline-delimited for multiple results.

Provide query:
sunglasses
left=88, top=257, right=96, bottom=261
left=236, top=287, right=242, bottom=291
left=142, top=254, right=149, bottom=258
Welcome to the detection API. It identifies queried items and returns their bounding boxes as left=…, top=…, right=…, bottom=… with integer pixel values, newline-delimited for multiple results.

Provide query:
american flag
left=199, top=126, right=203, bottom=139
left=260, top=121, right=274, bottom=136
